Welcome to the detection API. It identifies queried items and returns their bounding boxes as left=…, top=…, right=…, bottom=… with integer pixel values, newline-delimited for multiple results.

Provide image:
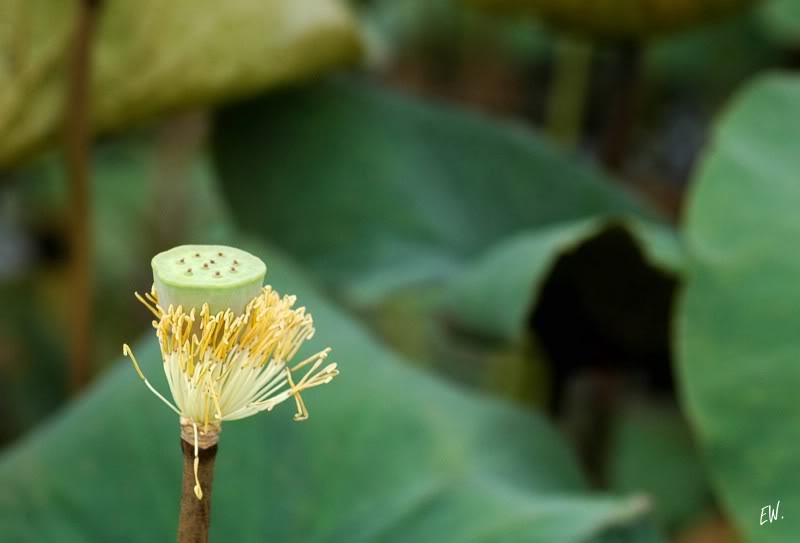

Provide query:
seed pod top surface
left=152, top=244, right=266, bottom=316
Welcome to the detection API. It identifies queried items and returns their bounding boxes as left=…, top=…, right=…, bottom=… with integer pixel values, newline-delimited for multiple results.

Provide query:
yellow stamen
left=123, top=344, right=181, bottom=416
left=292, top=347, right=331, bottom=373
left=130, top=285, right=338, bottom=426
left=135, top=291, right=161, bottom=319
left=286, top=368, right=308, bottom=421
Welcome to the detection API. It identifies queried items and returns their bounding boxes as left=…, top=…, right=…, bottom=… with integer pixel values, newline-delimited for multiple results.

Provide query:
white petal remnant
left=124, top=285, right=338, bottom=432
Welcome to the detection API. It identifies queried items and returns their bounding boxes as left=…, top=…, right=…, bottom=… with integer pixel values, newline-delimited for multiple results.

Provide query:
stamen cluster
left=124, top=285, right=338, bottom=431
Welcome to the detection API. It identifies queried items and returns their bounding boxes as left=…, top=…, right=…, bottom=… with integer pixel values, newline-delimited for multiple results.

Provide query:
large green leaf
left=677, top=74, right=800, bottom=542
left=212, top=77, right=648, bottom=305
left=443, top=216, right=682, bottom=343
left=0, top=239, right=664, bottom=542
left=0, top=0, right=361, bottom=166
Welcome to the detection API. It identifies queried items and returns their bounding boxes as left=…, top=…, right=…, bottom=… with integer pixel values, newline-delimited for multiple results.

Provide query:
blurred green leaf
left=213, top=77, right=648, bottom=305
left=607, top=402, right=711, bottom=532
left=360, top=283, right=553, bottom=409
left=677, top=74, right=800, bottom=542
left=358, top=0, right=551, bottom=67
left=459, top=0, right=755, bottom=38
left=0, top=0, right=362, bottom=166
left=760, top=0, right=800, bottom=45
left=443, top=217, right=682, bottom=343
left=645, top=11, right=779, bottom=99
left=0, top=240, right=664, bottom=542
left=0, top=279, right=65, bottom=441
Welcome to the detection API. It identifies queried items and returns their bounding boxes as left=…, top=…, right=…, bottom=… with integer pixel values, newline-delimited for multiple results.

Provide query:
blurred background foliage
left=0, top=0, right=799, bottom=541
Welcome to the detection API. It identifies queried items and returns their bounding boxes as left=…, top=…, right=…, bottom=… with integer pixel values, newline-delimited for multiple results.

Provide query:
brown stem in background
left=545, top=36, right=593, bottom=148
left=178, top=434, right=218, bottom=543
left=601, top=41, right=644, bottom=172
left=64, top=0, right=100, bottom=393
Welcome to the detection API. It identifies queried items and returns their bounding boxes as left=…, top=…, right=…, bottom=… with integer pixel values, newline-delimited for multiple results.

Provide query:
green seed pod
left=151, top=245, right=266, bottom=316
left=463, top=0, right=757, bottom=38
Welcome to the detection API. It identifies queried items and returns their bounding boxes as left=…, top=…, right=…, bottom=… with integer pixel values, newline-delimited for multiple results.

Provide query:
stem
left=178, top=436, right=218, bottom=543
left=64, top=0, right=100, bottom=393
left=545, top=36, right=593, bottom=147
left=601, top=40, right=644, bottom=172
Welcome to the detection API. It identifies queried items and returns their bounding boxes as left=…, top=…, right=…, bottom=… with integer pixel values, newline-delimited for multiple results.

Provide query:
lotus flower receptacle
left=152, top=244, right=266, bottom=316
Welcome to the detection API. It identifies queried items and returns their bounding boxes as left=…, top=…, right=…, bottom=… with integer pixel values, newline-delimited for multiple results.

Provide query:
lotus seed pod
left=151, top=245, right=266, bottom=316
left=462, top=0, right=756, bottom=38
